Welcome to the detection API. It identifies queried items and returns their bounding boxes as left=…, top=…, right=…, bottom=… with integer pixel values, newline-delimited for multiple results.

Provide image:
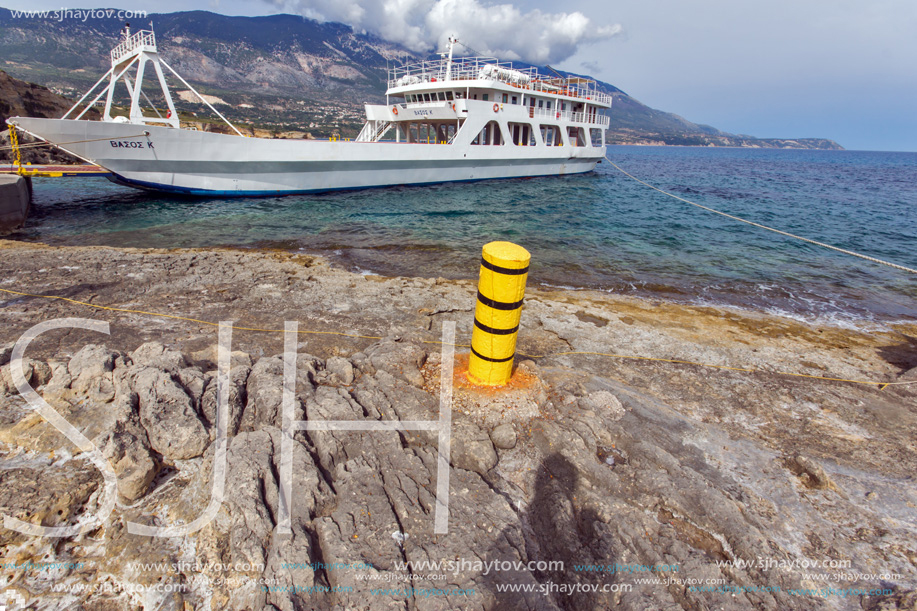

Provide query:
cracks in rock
left=540, top=323, right=575, bottom=351
left=300, top=430, right=338, bottom=497
left=344, top=388, right=371, bottom=419
left=264, top=438, right=285, bottom=529
left=379, top=475, right=416, bottom=610
left=480, top=472, right=524, bottom=518
left=424, top=308, right=471, bottom=317
left=259, top=476, right=277, bottom=529
left=306, top=523, right=333, bottom=591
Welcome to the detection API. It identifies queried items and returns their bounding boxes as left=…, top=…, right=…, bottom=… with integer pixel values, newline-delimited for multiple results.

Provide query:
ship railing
left=529, top=107, right=610, bottom=126
left=111, top=30, right=156, bottom=64
left=388, top=55, right=612, bottom=105
left=389, top=56, right=536, bottom=88
left=527, top=81, right=611, bottom=105
left=570, top=111, right=611, bottom=127
left=356, top=120, right=394, bottom=142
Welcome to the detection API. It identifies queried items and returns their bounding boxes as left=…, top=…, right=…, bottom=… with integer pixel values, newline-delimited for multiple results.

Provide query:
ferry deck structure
left=8, top=32, right=611, bottom=196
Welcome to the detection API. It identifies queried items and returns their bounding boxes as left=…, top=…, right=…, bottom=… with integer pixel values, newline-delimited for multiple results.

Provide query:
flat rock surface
left=0, top=241, right=915, bottom=610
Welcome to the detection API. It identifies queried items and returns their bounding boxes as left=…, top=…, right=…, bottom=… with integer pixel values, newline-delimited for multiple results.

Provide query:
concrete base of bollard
left=0, top=175, right=31, bottom=235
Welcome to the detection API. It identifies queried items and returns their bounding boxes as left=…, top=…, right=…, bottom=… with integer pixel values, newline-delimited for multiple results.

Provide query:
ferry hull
left=10, top=118, right=602, bottom=196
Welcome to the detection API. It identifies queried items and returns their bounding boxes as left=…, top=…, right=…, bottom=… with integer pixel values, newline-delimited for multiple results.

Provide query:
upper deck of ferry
left=386, top=55, right=612, bottom=108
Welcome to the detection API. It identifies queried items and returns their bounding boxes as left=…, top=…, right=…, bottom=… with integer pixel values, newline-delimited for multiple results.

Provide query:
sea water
left=10, top=146, right=917, bottom=327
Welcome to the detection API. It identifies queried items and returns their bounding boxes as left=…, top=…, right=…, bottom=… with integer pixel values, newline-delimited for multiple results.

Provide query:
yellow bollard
left=468, top=241, right=530, bottom=386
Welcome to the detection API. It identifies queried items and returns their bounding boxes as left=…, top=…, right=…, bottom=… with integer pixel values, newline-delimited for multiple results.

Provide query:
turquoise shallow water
left=9, top=146, right=917, bottom=326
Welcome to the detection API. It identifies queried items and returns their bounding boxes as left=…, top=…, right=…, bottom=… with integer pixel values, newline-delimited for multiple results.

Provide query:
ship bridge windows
left=471, top=120, right=504, bottom=145
left=540, top=124, right=563, bottom=146
left=589, top=128, right=604, bottom=147
left=508, top=122, right=536, bottom=146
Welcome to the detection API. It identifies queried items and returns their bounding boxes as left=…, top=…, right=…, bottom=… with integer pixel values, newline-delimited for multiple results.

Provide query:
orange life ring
left=392, top=106, right=399, bottom=115
left=452, top=103, right=456, bottom=112
left=493, top=103, right=499, bottom=113
left=556, top=111, right=561, bottom=119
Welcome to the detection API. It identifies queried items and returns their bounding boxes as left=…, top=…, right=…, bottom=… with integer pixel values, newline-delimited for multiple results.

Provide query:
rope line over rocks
left=1, top=286, right=911, bottom=390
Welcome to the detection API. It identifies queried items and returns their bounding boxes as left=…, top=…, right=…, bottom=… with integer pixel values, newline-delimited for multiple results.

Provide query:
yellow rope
left=2, top=285, right=911, bottom=389
left=515, top=349, right=913, bottom=388
left=9, top=126, right=23, bottom=176
left=0, top=287, right=383, bottom=341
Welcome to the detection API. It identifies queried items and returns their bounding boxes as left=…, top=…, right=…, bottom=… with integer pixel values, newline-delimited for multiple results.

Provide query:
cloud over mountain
left=261, top=0, right=621, bottom=64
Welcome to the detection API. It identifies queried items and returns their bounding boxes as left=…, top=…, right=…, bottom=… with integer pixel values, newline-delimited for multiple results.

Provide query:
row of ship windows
left=398, top=121, right=603, bottom=147
left=471, top=122, right=603, bottom=147
left=403, top=92, right=575, bottom=112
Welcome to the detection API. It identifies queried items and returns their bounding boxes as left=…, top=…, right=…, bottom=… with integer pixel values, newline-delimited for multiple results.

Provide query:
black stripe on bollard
left=470, top=346, right=516, bottom=363
left=480, top=258, right=529, bottom=276
left=474, top=318, right=520, bottom=335
left=476, top=291, right=524, bottom=311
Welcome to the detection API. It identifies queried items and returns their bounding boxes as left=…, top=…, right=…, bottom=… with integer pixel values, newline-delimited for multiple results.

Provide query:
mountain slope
left=0, top=69, right=102, bottom=163
left=0, top=69, right=76, bottom=123
left=0, top=7, right=841, bottom=147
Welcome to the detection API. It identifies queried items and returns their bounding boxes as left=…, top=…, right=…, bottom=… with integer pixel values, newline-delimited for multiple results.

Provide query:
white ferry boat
left=7, top=30, right=611, bottom=196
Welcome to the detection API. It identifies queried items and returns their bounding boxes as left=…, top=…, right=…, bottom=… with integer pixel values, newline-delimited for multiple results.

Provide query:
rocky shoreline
left=0, top=241, right=915, bottom=610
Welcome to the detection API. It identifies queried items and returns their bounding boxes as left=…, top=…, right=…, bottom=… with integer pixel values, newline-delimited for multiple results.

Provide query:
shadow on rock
left=481, top=452, right=618, bottom=611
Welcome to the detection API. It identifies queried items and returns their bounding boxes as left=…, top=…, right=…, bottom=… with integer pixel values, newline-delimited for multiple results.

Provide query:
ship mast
left=444, top=36, right=457, bottom=82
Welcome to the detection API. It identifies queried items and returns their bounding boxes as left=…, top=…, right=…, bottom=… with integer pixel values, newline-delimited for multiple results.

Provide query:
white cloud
left=264, top=0, right=621, bottom=64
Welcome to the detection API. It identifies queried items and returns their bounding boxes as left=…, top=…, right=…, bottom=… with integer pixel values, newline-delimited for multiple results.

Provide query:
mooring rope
left=604, top=155, right=917, bottom=275
left=9, top=125, right=23, bottom=175
left=1, top=132, right=150, bottom=153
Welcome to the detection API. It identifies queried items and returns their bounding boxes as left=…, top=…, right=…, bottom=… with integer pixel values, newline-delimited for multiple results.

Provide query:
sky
left=4, top=0, right=916, bottom=151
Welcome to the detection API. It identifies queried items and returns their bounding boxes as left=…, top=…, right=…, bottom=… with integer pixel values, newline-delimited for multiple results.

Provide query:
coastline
left=1, top=240, right=915, bottom=609
left=2, top=239, right=914, bottom=370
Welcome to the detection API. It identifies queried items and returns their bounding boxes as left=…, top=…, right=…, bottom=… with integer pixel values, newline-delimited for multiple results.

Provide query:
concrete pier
left=0, top=174, right=31, bottom=234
